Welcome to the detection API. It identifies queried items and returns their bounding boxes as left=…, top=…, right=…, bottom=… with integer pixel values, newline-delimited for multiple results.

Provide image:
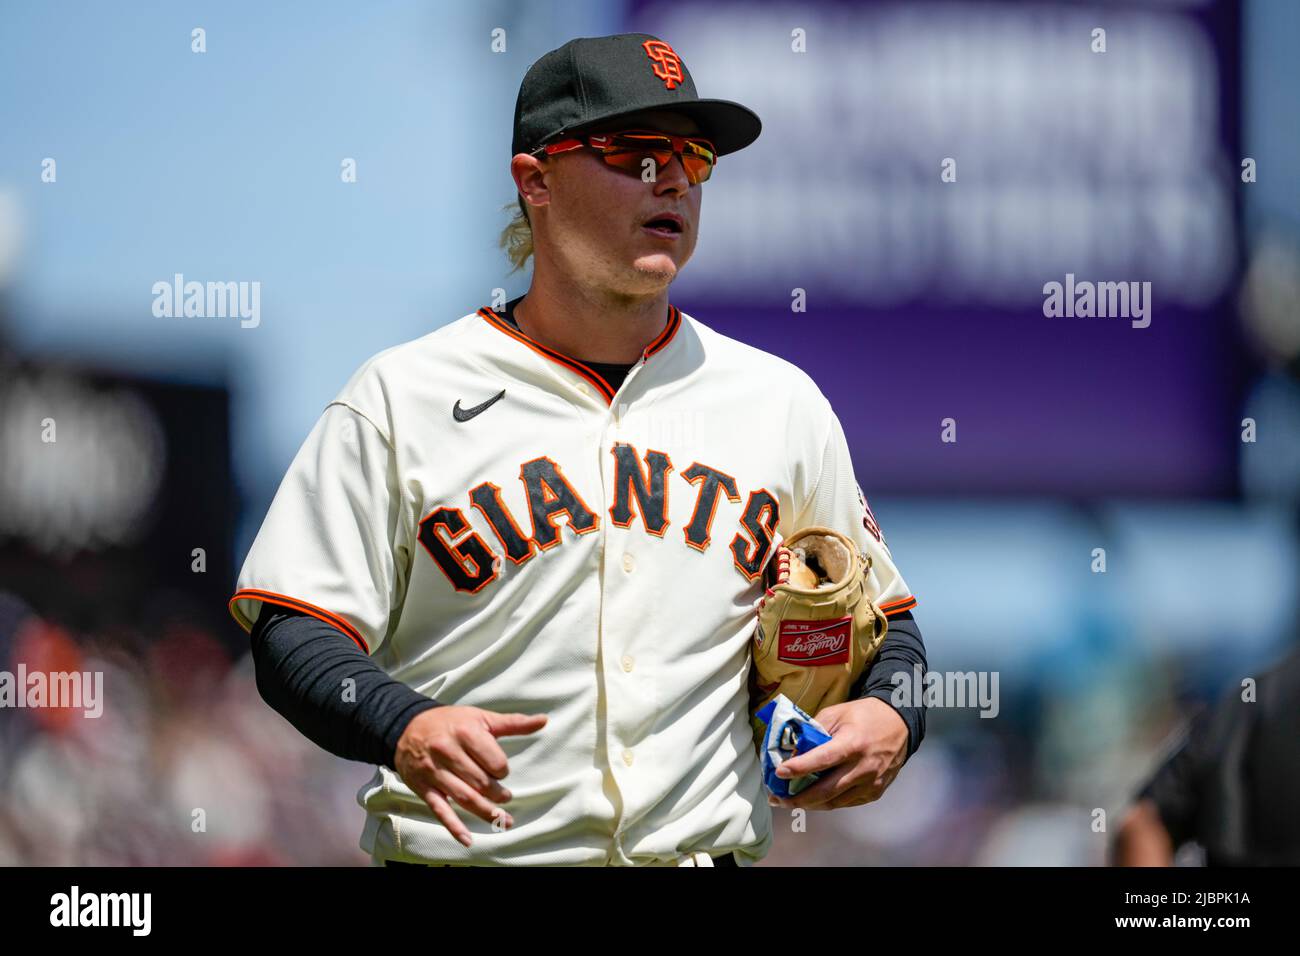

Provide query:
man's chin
left=631, top=254, right=682, bottom=284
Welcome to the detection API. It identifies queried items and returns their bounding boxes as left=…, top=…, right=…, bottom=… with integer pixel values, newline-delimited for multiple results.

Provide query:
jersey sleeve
left=790, top=402, right=917, bottom=619
left=228, top=400, right=412, bottom=655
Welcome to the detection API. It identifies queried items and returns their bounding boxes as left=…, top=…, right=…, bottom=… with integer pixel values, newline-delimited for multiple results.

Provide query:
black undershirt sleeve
left=851, top=610, right=928, bottom=760
left=249, top=606, right=443, bottom=770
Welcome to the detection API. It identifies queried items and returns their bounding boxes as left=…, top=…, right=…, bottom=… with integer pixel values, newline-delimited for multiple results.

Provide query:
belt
left=386, top=851, right=738, bottom=867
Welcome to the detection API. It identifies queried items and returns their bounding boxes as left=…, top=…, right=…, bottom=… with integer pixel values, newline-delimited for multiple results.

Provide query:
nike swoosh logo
left=453, top=389, right=506, bottom=422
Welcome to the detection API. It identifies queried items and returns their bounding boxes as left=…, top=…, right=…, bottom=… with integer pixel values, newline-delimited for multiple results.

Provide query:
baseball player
left=229, top=33, right=928, bottom=867
left=1113, top=642, right=1300, bottom=866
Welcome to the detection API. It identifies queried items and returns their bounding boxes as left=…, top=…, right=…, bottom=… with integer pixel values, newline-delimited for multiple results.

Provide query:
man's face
left=525, top=109, right=707, bottom=298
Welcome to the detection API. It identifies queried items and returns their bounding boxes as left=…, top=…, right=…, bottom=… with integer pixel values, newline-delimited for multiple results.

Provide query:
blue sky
left=0, top=0, right=620, bottom=558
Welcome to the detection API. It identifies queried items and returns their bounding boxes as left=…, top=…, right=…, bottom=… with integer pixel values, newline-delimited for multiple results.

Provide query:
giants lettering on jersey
left=856, top=481, right=883, bottom=543
left=417, top=442, right=779, bottom=594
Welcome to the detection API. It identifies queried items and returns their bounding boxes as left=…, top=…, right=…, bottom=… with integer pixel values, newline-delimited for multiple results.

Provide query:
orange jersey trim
left=644, top=304, right=681, bottom=357
left=477, top=303, right=682, bottom=405
left=228, top=588, right=370, bottom=653
left=879, top=595, right=918, bottom=617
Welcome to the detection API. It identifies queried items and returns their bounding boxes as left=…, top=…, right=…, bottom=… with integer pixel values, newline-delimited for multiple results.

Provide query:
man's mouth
left=642, top=215, right=684, bottom=238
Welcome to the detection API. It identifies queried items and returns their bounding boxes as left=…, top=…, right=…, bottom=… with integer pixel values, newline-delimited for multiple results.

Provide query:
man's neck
left=513, top=271, right=670, bottom=365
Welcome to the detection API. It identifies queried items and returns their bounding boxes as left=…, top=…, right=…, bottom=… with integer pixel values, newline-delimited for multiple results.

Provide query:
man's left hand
left=769, top=697, right=909, bottom=811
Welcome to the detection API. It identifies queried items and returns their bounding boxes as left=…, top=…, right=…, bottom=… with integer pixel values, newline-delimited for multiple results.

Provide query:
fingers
left=460, top=726, right=513, bottom=781
left=416, top=787, right=475, bottom=847
left=404, top=743, right=512, bottom=842
left=483, top=711, right=548, bottom=738
left=433, top=769, right=515, bottom=831
left=776, top=738, right=850, bottom=780
left=826, top=776, right=892, bottom=809
left=460, top=712, right=546, bottom=790
left=396, top=708, right=548, bottom=846
left=775, top=780, right=879, bottom=812
left=773, top=764, right=897, bottom=811
left=439, top=741, right=513, bottom=804
left=776, top=763, right=855, bottom=810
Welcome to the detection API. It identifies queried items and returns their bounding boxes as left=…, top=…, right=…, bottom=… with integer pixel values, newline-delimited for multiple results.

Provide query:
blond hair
left=499, top=195, right=534, bottom=274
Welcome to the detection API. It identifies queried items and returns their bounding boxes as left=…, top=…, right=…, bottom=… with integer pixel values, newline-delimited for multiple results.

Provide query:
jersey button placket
left=598, top=385, right=652, bottom=856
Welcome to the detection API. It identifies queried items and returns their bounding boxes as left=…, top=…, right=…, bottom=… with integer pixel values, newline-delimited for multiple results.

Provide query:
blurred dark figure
left=1113, top=643, right=1300, bottom=866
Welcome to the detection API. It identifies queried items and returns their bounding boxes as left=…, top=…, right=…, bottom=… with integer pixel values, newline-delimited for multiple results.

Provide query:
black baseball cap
left=511, top=33, right=762, bottom=158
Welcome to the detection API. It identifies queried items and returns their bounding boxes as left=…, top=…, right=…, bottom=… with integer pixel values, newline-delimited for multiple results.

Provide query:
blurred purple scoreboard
left=632, top=0, right=1243, bottom=496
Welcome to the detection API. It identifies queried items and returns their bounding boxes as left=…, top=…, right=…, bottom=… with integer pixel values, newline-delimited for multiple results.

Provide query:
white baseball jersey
left=229, top=298, right=916, bottom=866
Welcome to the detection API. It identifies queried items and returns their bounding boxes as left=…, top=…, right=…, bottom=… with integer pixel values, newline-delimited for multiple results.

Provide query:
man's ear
left=510, top=153, right=550, bottom=214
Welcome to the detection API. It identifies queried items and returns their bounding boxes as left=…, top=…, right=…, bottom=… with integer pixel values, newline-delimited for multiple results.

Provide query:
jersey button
left=622, top=553, right=635, bottom=573
left=621, top=655, right=634, bottom=673
left=622, top=749, right=635, bottom=767
left=577, top=383, right=590, bottom=396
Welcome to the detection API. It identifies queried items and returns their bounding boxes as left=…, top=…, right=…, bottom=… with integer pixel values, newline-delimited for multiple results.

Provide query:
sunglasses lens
left=600, top=135, right=715, bottom=184
left=601, top=147, right=668, bottom=176
left=682, top=151, right=713, bottom=184
left=683, top=140, right=716, bottom=161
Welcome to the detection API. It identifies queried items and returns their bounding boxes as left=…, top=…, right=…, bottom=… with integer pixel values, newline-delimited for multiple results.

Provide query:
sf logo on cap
left=642, top=39, right=684, bottom=90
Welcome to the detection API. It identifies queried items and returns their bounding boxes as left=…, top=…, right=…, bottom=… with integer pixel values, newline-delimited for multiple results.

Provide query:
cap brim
left=566, top=100, right=762, bottom=157
left=656, top=99, right=762, bottom=156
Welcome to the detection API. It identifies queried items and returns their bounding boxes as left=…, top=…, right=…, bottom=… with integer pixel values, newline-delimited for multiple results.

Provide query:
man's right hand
left=393, top=706, right=547, bottom=848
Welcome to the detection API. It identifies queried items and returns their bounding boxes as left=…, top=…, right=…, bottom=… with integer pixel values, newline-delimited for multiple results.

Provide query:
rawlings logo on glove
left=749, top=526, right=888, bottom=748
left=778, top=621, right=852, bottom=664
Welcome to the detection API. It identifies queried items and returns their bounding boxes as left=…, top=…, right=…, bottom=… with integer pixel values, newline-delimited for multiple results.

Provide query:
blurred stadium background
left=1, top=0, right=1297, bottom=865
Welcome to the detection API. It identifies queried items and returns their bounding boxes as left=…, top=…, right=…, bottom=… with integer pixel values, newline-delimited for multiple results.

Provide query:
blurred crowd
left=0, top=591, right=371, bottom=866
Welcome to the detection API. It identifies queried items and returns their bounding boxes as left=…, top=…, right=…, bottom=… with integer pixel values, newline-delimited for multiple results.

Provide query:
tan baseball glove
left=749, top=526, right=888, bottom=744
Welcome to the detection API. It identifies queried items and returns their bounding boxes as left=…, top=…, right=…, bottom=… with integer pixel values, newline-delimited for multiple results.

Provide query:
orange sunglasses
left=532, top=129, right=718, bottom=185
